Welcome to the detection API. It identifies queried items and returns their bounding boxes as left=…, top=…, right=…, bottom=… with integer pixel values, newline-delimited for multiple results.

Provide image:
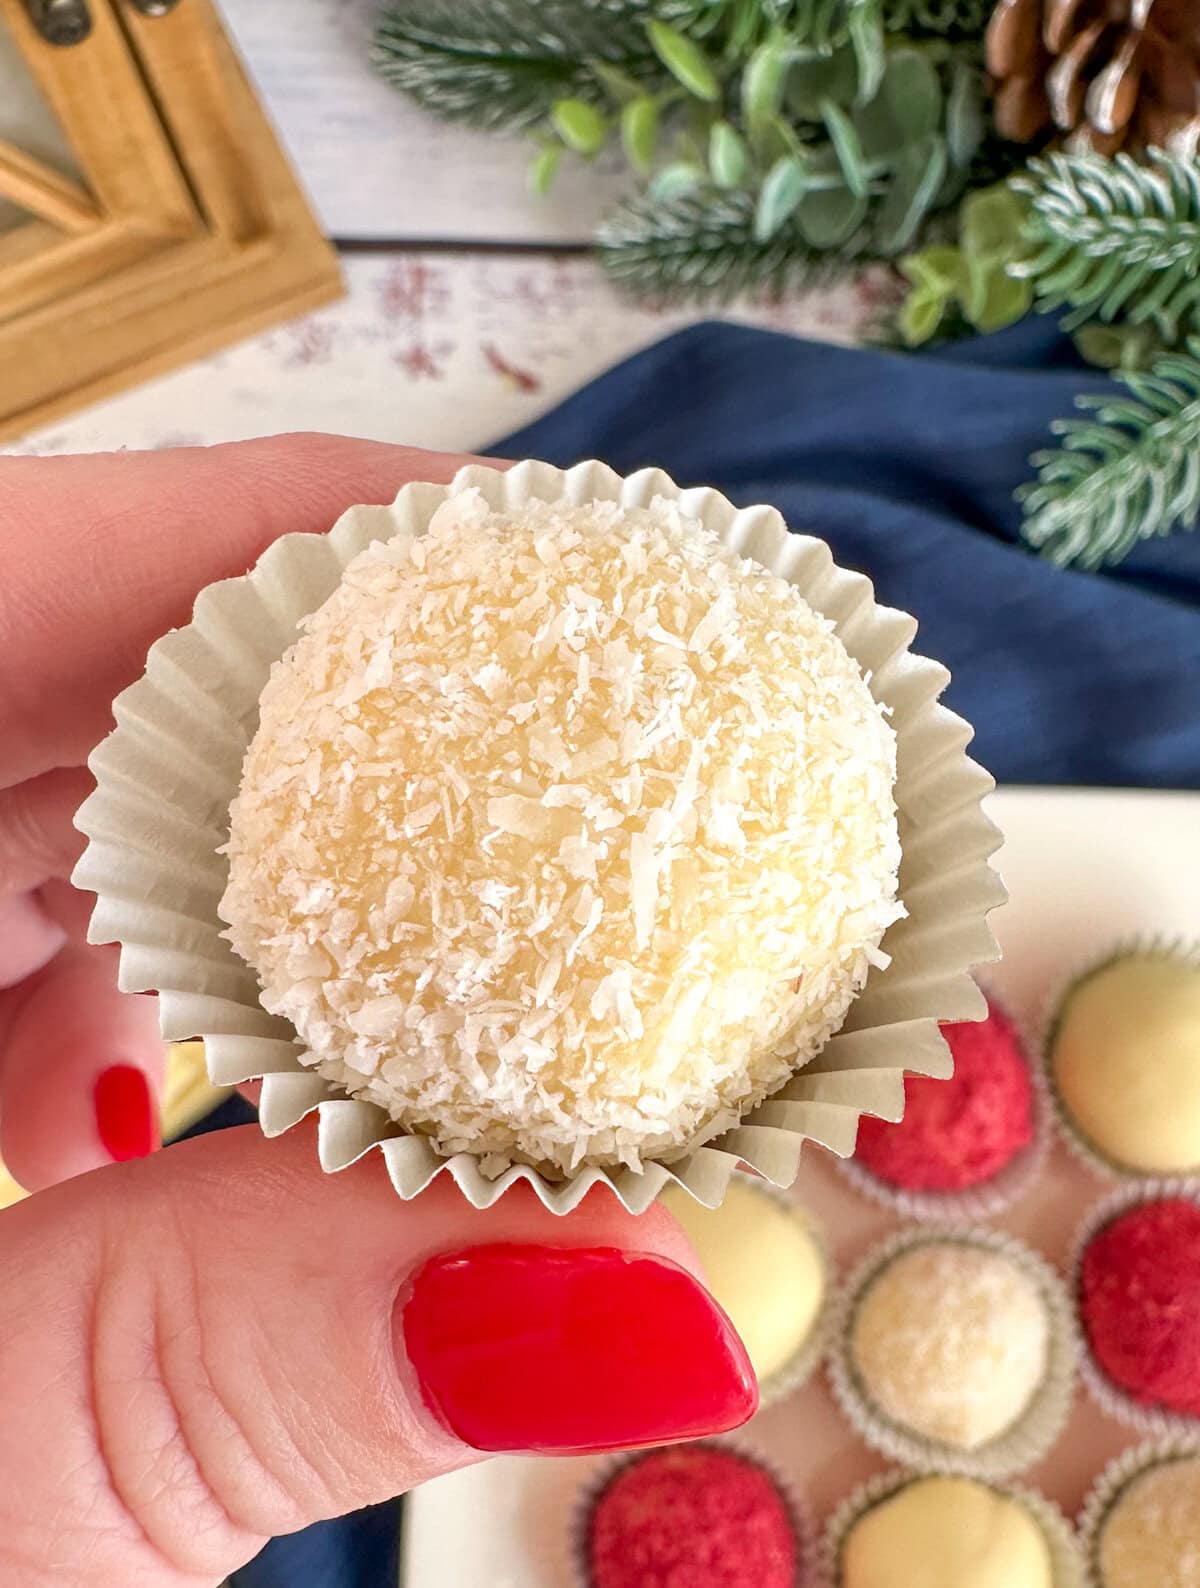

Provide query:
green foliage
left=898, top=185, right=1032, bottom=344
left=1019, top=339, right=1200, bottom=569
left=880, top=0, right=993, bottom=38
left=597, top=186, right=868, bottom=301
left=1011, top=150, right=1200, bottom=342
left=374, top=1, right=669, bottom=131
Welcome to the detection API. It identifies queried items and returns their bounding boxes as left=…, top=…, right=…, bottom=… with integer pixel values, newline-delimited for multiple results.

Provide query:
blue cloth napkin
left=231, top=315, right=1200, bottom=1588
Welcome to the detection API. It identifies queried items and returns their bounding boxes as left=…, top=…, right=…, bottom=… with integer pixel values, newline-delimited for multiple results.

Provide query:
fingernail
left=94, top=1065, right=159, bottom=1162
left=402, top=1244, right=757, bottom=1455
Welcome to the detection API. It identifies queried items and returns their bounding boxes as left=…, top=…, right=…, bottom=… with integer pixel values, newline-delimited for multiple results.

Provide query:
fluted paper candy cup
left=72, top=458, right=1004, bottom=1213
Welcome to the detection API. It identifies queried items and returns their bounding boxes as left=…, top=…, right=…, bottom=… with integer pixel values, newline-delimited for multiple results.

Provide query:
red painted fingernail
left=402, top=1244, right=757, bottom=1455
left=94, top=1065, right=159, bottom=1162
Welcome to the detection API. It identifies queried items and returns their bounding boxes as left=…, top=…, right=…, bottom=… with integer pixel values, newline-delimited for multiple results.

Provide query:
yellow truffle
left=842, top=1477, right=1054, bottom=1588
left=220, top=493, right=900, bottom=1175
left=1050, top=953, right=1200, bottom=1175
left=661, top=1180, right=825, bottom=1385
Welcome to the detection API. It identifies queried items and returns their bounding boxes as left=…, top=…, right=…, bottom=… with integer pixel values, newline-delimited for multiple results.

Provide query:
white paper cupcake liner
left=827, top=1224, right=1077, bottom=1480
left=1037, top=938, right=1200, bottom=1183
left=569, top=1436, right=816, bottom=1588
left=1069, top=1178, right=1200, bottom=1439
left=1077, top=1436, right=1200, bottom=1588
left=72, top=457, right=1003, bottom=1214
left=834, top=976, right=1051, bottom=1223
left=818, top=1468, right=1085, bottom=1588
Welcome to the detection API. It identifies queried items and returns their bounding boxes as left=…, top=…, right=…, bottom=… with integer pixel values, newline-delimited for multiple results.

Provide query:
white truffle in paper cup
left=1078, top=1438, right=1200, bottom=1588
left=820, top=1469, right=1085, bottom=1588
left=72, top=457, right=1003, bottom=1214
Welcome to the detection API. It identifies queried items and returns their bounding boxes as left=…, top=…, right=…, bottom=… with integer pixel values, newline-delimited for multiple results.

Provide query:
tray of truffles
left=402, top=785, right=1200, bottom=1588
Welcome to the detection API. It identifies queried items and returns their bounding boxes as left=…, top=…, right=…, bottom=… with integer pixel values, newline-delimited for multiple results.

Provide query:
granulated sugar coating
left=220, top=491, right=901, bottom=1176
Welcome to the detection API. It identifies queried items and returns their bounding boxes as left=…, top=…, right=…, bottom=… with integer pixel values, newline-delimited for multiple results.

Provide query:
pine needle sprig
left=1019, top=338, right=1200, bottom=569
left=597, top=187, right=872, bottom=301
left=1012, top=150, right=1200, bottom=341
left=881, top=0, right=994, bottom=38
left=373, top=0, right=669, bottom=131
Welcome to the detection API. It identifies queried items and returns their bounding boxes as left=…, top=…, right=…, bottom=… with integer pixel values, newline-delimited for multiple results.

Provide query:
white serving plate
left=401, top=786, right=1200, bottom=1588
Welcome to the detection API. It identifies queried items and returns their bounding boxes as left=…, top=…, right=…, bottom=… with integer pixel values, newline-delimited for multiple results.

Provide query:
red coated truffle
left=1080, top=1197, right=1200, bottom=1418
left=853, top=998, right=1034, bottom=1192
left=586, top=1444, right=797, bottom=1588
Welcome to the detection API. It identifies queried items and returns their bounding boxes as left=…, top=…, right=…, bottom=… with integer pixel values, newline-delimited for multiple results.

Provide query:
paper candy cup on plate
left=1037, top=937, right=1200, bottom=1183
left=1077, top=1436, right=1200, bottom=1588
left=72, top=457, right=1004, bottom=1214
left=826, top=1223, right=1077, bottom=1480
left=819, top=1468, right=1085, bottom=1588
left=833, top=976, right=1051, bottom=1223
left=1069, top=1177, right=1200, bottom=1439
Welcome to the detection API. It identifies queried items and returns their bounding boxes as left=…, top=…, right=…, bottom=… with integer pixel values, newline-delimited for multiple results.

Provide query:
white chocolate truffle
left=1098, top=1457, right=1200, bottom=1588
left=850, top=1240, right=1049, bottom=1449
left=221, top=491, right=900, bottom=1175
left=842, top=1477, right=1054, bottom=1588
left=661, top=1181, right=825, bottom=1383
left=1051, top=953, right=1200, bottom=1174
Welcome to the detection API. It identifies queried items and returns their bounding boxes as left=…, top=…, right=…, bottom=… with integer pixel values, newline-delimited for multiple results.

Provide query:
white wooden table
left=10, top=0, right=884, bottom=456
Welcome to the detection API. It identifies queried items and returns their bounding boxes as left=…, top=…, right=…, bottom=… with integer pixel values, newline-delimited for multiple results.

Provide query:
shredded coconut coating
left=1099, top=1458, right=1200, bottom=1588
left=850, top=1243, right=1049, bottom=1449
left=220, top=492, right=901, bottom=1175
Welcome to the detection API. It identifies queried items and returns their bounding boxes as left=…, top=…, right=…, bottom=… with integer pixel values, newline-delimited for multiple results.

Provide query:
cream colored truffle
left=849, top=1240, right=1048, bottom=1449
left=1051, top=953, right=1200, bottom=1174
left=661, top=1181, right=825, bottom=1383
left=220, top=492, right=901, bottom=1175
left=842, top=1477, right=1054, bottom=1588
left=1098, top=1457, right=1200, bottom=1588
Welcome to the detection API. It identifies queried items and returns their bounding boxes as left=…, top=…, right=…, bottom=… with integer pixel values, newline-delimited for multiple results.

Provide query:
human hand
left=0, top=437, right=755, bottom=1586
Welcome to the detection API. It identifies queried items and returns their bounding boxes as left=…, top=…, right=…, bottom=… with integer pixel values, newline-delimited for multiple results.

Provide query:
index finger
left=0, top=435, right=492, bottom=788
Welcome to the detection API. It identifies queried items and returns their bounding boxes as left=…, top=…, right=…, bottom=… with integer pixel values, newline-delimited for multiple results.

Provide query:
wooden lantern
left=0, top=0, right=342, bottom=441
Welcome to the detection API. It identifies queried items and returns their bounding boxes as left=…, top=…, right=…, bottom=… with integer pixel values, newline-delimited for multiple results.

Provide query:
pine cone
left=986, top=0, right=1200, bottom=157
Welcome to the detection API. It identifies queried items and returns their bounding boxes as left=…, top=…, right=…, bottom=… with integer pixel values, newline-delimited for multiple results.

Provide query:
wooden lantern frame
left=0, top=0, right=342, bottom=440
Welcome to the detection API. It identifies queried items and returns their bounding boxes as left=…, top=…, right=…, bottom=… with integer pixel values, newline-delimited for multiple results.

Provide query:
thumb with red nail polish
left=0, top=1125, right=755, bottom=1587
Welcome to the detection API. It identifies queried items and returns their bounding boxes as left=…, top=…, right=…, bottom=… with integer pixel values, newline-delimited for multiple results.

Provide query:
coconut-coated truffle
left=221, top=492, right=900, bottom=1174
left=850, top=1240, right=1049, bottom=1449
left=1097, top=1455, right=1200, bottom=1588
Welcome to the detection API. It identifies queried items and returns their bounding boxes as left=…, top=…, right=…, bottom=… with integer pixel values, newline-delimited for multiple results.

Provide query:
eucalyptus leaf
left=647, top=20, right=721, bottom=103
left=873, top=133, right=948, bottom=253
left=709, top=120, right=748, bottom=189
left=621, top=96, right=659, bottom=173
left=787, top=46, right=859, bottom=119
left=899, top=286, right=948, bottom=346
left=649, top=160, right=704, bottom=201
left=900, top=245, right=966, bottom=293
left=961, top=185, right=1028, bottom=263
left=847, top=0, right=886, bottom=105
left=528, top=144, right=562, bottom=197
left=852, top=49, right=942, bottom=160
left=796, top=186, right=869, bottom=247
left=588, top=59, right=645, bottom=105
left=754, top=155, right=809, bottom=241
left=742, top=32, right=790, bottom=149
left=821, top=99, right=869, bottom=198
left=551, top=98, right=608, bottom=156
left=945, top=61, right=984, bottom=170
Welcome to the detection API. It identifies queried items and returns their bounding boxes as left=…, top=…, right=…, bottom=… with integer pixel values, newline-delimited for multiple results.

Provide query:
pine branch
left=1012, top=150, right=1200, bottom=342
left=881, top=0, right=993, bottom=38
left=597, top=187, right=873, bottom=301
left=373, top=0, right=672, bottom=131
left=1019, top=338, right=1200, bottom=569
